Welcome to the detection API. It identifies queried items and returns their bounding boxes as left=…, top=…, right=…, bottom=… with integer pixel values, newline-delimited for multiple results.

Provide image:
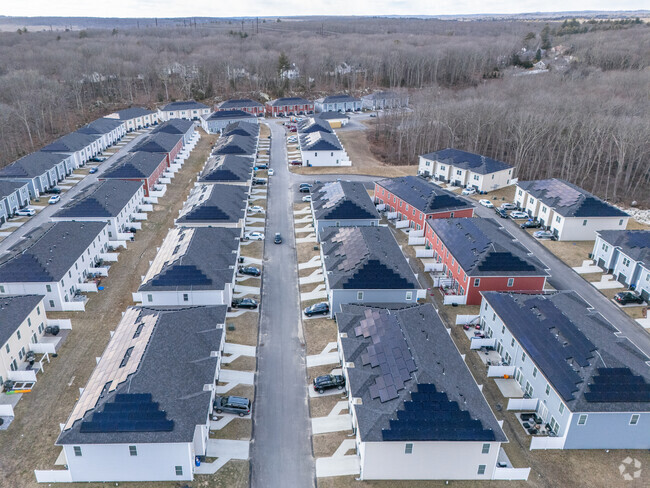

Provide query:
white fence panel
left=61, top=301, right=85, bottom=312
left=395, top=219, right=410, bottom=229
left=443, top=294, right=467, bottom=305
left=424, top=262, right=443, bottom=272
left=416, top=289, right=427, bottom=299
left=132, top=292, right=142, bottom=302
left=47, top=318, right=72, bottom=330
left=470, top=338, right=496, bottom=349
left=376, top=203, right=386, bottom=211
left=143, top=196, right=158, bottom=204
left=30, top=342, right=57, bottom=354
left=77, top=283, right=98, bottom=292
left=138, top=203, right=153, bottom=212
left=159, top=177, right=171, bottom=184
left=34, top=470, right=73, bottom=483
left=530, top=435, right=566, bottom=450
left=408, top=236, right=425, bottom=246
left=415, top=248, right=434, bottom=258
left=487, top=365, right=515, bottom=377
left=99, top=253, right=119, bottom=262
left=507, top=398, right=539, bottom=411
left=133, top=212, right=148, bottom=220
left=386, top=212, right=398, bottom=220
left=456, top=314, right=480, bottom=325
left=409, top=229, right=424, bottom=238
left=0, top=404, right=14, bottom=417
left=493, top=467, right=530, bottom=480
left=88, top=267, right=108, bottom=276
left=8, top=370, right=37, bottom=382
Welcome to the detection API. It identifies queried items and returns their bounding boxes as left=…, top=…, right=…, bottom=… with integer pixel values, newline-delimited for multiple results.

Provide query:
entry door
left=538, top=403, right=548, bottom=422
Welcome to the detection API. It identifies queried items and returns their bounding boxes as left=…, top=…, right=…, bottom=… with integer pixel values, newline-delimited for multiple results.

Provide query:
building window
left=183, top=293, right=189, bottom=302
left=46, top=285, right=52, bottom=292
left=175, top=466, right=183, bottom=476
left=630, top=414, right=640, bottom=425
left=0, top=286, right=4, bottom=293
left=507, top=278, right=514, bottom=287
left=129, top=445, right=138, bottom=456
left=559, top=403, right=565, bottom=415
left=147, top=294, right=153, bottom=302
left=532, top=367, right=537, bottom=377
left=622, top=258, right=630, bottom=267
left=5, top=344, right=9, bottom=353
left=478, top=465, right=486, bottom=475
left=406, top=291, right=413, bottom=300
left=16, top=330, right=21, bottom=340
left=578, top=414, right=588, bottom=425
left=481, top=443, right=490, bottom=454
left=602, top=243, right=608, bottom=251
left=510, top=338, right=515, bottom=347
left=555, top=215, right=561, bottom=223
left=357, top=291, right=364, bottom=300
left=619, top=219, right=624, bottom=225
left=74, top=446, right=82, bottom=457
left=582, top=220, right=587, bottom=226
left=545, top=384, right=550, bottom=395
left=404, top=443, right=413, bottom=454
left=49, top=300, right=55, bottom=308
left=37, top=306, right=40, bottom=315
left=27, top=318, right=32, bottom=327
left=549, top=416, right=559, bottom=434
left=501, top=325, right=505, bottom=334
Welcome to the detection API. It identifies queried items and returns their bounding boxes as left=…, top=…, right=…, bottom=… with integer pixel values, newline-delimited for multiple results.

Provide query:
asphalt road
left=472, top=202, right=650, bottom=355
left=0, top=128, right=151, bottom=253
left=250, top=122, right=315, bottom=488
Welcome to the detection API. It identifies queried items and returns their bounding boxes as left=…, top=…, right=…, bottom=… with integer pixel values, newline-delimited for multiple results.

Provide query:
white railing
left=507, top=398, right=539, bottom=411
left=133, top=212, right=148, bottom=220
left=387, top=211, right=398, bottom=220
left=88, top=267, right=108, bottom=276
left=487, top=365, right=515, bottom=377
left=455, top=314, right=480, bottom=325
left=493, top=467, right=531, bottom=480
left=138, top=204, right=153, bottom=212
left=159, top=177, right=172, bottom=184
left=409, top=229, right=424, bottom=237
left=116, top=232, right=133, bottom=241
left=143, top=196, right=158, bottom=204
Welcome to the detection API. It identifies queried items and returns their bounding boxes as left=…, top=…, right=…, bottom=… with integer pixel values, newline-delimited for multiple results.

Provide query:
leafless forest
left=0, top=16, right=648, bottom=203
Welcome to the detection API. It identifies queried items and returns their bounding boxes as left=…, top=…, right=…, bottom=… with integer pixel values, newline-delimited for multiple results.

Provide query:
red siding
left=374, top=182, right=474, bottom=230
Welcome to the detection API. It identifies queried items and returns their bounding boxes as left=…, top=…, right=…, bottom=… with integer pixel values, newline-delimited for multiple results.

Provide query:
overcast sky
left=1, top=1, right=647, bottom=18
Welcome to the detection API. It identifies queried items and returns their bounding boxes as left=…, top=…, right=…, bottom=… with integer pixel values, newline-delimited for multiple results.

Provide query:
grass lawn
left=225, top=312, right=259, bottom=347
left=209, top=418, right=252, bottom=440
left=313, top=431, right=351, bottom=458
left=309, top=393, right=347, bottom=418
left=304, top=317, right=338, bottom=355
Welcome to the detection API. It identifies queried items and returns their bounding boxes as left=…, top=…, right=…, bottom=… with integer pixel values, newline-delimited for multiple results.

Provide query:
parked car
left=290, top=160, right=302, bottom=166
left=614, top=291, right=644, bottom=305
left=89, top=167, right=98, bottom=174
left=255, top=163, right=268, bottom=170
left=461, top=187, right=477, bottom=195
left=520, top=220, right=542, bottom=229
left=494, top=208, right=508, bottom=219
left=479, top=199, right=494, bottom=208
left=248, top=205, right=265, bottom=214
left=15, top=208, right=36, bottom=217
left=500, top=203, right=517, bottom=211
left=213, top=396, right=251, bottom=417
left=302, top=195, right=312, bottom=202
left=46, top=187, right=62, bottom=194
left=289, top=127, right=297, bottom=132
left=304, top=302, right=329, bottom=317
left=509, top=211, right=530, bottom=219
left=313, top=374, right=346, bottom=394
left=239, top=266, right=261, bottom=277
left=231, top=298, right=258, bottom=309
left=274, top=233, right=282, bottom=244
left=252, top=178, right=267, bottom=186
left=369, top=113, right=377, bottom=118
left=268, top=169, right=275, bottom=176
left=533, top=230, right=557, bottom=240
left=244, top=231, right=265, bottom=241
left=48, top=195, right=61, bottom=204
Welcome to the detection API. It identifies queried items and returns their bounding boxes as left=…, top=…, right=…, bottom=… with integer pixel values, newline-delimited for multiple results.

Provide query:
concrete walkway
left=572, top=259, right=602, bottom=274
left=299, top=255, right=322, bottom=270
left=295, top=224, right=316, bottom=234
left=311, top=415, right=352, bottom=435
left=195, top=439, right=250, bottom=475
left=315, top=439, right=360, bottom=478
left=306, top=342, right=340, bottom=368
left=591, top=274, right=624, bottom=290
left=299, top=268, right=325, bottom=285
left=300, top=284, right=328, bottom=301
left=294, top=206, right=311, bottom=215
left=296, top=233, right=318, bottom=244
left=233, top=284, right=261, bottom=298
left=223, top=343, right=257, bottom=364
left=217, top=369, right=255, bottom=393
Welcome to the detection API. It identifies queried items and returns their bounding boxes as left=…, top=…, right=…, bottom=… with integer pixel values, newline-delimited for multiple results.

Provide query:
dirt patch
left=241, top=240, right=264, bottom=260
left=298, top=242, right=320, bottom=264
left=535, top=236, right=595, bottom=267
left=227, top=384, right=255, bottom=403
left=466, top=185, right=517, bottom=204
left=309, top=393, right=346, bottom=418
left=299, top=266, right=322, bottom=278
left=223, top=355, right=257, bottom=372
left=210, top=418, right=252, bottom=440
left=313, top=431, right=350, bottom=458
left=304, top=318, right=338, bottom=355
left=225, top=312, right=259, bottom=346
left=626, top=218, right=650, bottom=231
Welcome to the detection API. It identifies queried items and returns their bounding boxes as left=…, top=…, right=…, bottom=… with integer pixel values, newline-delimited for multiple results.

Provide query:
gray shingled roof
left=152, top=118, right=195, bottom=136
left=53, top=180, right=143, bottom=219
left=213, top=134, right=257, bottom=156
left=207, top=110, right=256, bottom=121
left=0, top=295, right=44, bottom=347
left=219, top=99, right=263, bottom=109
left=311, top=181, right=379, bottom=222
left=199, top=155, right=255, bottom=183
left=319, top=94, right=360, bottom=103
left=299, top=131, right=343, bottom=151
left=0, top=221, right=107, bottom=283
left=130, top=133, right=182, bottom=154
left=336, top=304, right=507, bottom=443
left=482, top=291, right=650, bottom=413
left=41, top=132, right=100, bottom=153
left=115, top=107, right=155, bottom=120
left=269, top=97, right=311, bottom=107
left=517, top=178, right=629, bottom=218
left=101, top=152, right=167, bottom=179
left=298, top=118, right=333, bottom=134
left=377, top=176, right=473, bottom=214
left=57, top=305, right=226, bottom=445
left=139, top=227, right=239, bottom=292
left=427, top=218, right=548, bottom=277
left=421, top=148, right=513, bottom=175
left=321, top=226, right=420, bottom=290
left=596, top=230, right=650, bottom=266
left=161, top=100, right=209, bottom=111
left=177, top=184, right=247, bottom=225
left=0, top=180, right=29, bottom=199
left=223, top=121, right=259, bottom=138
left=77, top=118, right=124, bottom=136
left=0, top=152, right=69, bottom=179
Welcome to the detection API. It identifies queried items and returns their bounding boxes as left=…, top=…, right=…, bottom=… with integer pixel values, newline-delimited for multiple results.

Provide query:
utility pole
left=256, top=17, right=259, bottom=34
left=155, top=18, right=158, bottom=27
left=241, top=19, right=244, bottom=33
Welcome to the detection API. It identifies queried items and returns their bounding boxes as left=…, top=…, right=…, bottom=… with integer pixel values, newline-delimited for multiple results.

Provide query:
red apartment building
left=374, top=176, right=474, bottom=230
left=100, top=152, right=168, bottom=197
left=265, top=97, right=315, bottom=117
left=424, top=217, right=548, bottom=305
left=129, top=133, right=184, bottom=167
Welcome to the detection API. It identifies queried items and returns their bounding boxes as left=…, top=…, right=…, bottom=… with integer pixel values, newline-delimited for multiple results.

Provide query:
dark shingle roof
left=482, top=291, right=650, bottom=412
left=177, top=184, right=247, bottom=225
left=41, top=132, right=100, bottom=153
left=101, top=152, right=167, bottom=180
left=213, top=135, right=256, bottom=156
left=219, top=99, right=263, bottom=109
left=311, top=181, right=379, bottom=222
left=199, top=155, right=255, bottom=183
left=207, top=110, right=256, bottom=121
left=53, top=180, right=143, bottom=219
left=0, top=180, right=29, bottom=199
left=336, top=304, right=507, bottom=443
left=223, top=121, right=259, bottom=138
left=269, top=97, right=311, bottom=107
left=152, top=118, right=195, bottom=136
left=139, top=227, right=239, bottom=292
left=321, top=226, right=420, bottom=290
left=130, top=133, right=182, bottom=154
left=297, top=118, right=333, bottom=134
left=320, top=94, right=360, bottom=103
left=0, top=295, right=44, bottom=347
left=114, top=107, right=156, bottom=120
left=377, top=176, right=472, bottom=214
left=427, top=218, right=548, bottom=277
left=77, top=118, right=124, bottom=136
left=57, top=306, right=226, bottom=445
left=421, top=148, right=512, bottom=175
left=299, top=131, right=343, bottom=151
left=161, top=100, right=209, bottom=111
left=517, top=179, right=628, bottom=218
left=596, top=230, right=650, bottom=266
left=0, top=221, right=107, bottom=282
left=0, top=152, right=69, bottom=179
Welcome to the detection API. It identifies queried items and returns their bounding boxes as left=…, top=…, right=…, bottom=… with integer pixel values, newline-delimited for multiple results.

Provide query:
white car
left=302, top=195, right=312, bottom=202
left=461, top=187, right=477, bottom=195
left=268, top=169, right=275, bottom=176
left=247, top=206, right=265, bottom=214
left=15, top=208, right=36, bottom=217
left=533, top=230, right=556, bottom=240
left=244, top=232, right=265, bottom=241
left=500, top=203, right=517, bottom=211
left=509, top=211, right=529, bottom=219
left=479, top=199, right=493, bottom=208
left=48, top=195, right=61, bottom=204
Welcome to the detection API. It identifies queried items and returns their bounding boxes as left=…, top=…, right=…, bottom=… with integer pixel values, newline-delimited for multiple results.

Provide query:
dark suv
left=304, top=302, right=329, bottom=317
left=239, top=266, right=261, bottom=277
left=520, top=220, right=542, bottom=229
left=313, top=375, right=346, bottom=394
left=213, top=396, right=251, bottom=417
left=614, top=291, right=644, bottom=305
left=232, top=298, right=258, bottom=309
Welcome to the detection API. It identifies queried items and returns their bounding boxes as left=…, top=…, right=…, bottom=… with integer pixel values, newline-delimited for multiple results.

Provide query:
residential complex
left=315, top=94, right=362, bottom=113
